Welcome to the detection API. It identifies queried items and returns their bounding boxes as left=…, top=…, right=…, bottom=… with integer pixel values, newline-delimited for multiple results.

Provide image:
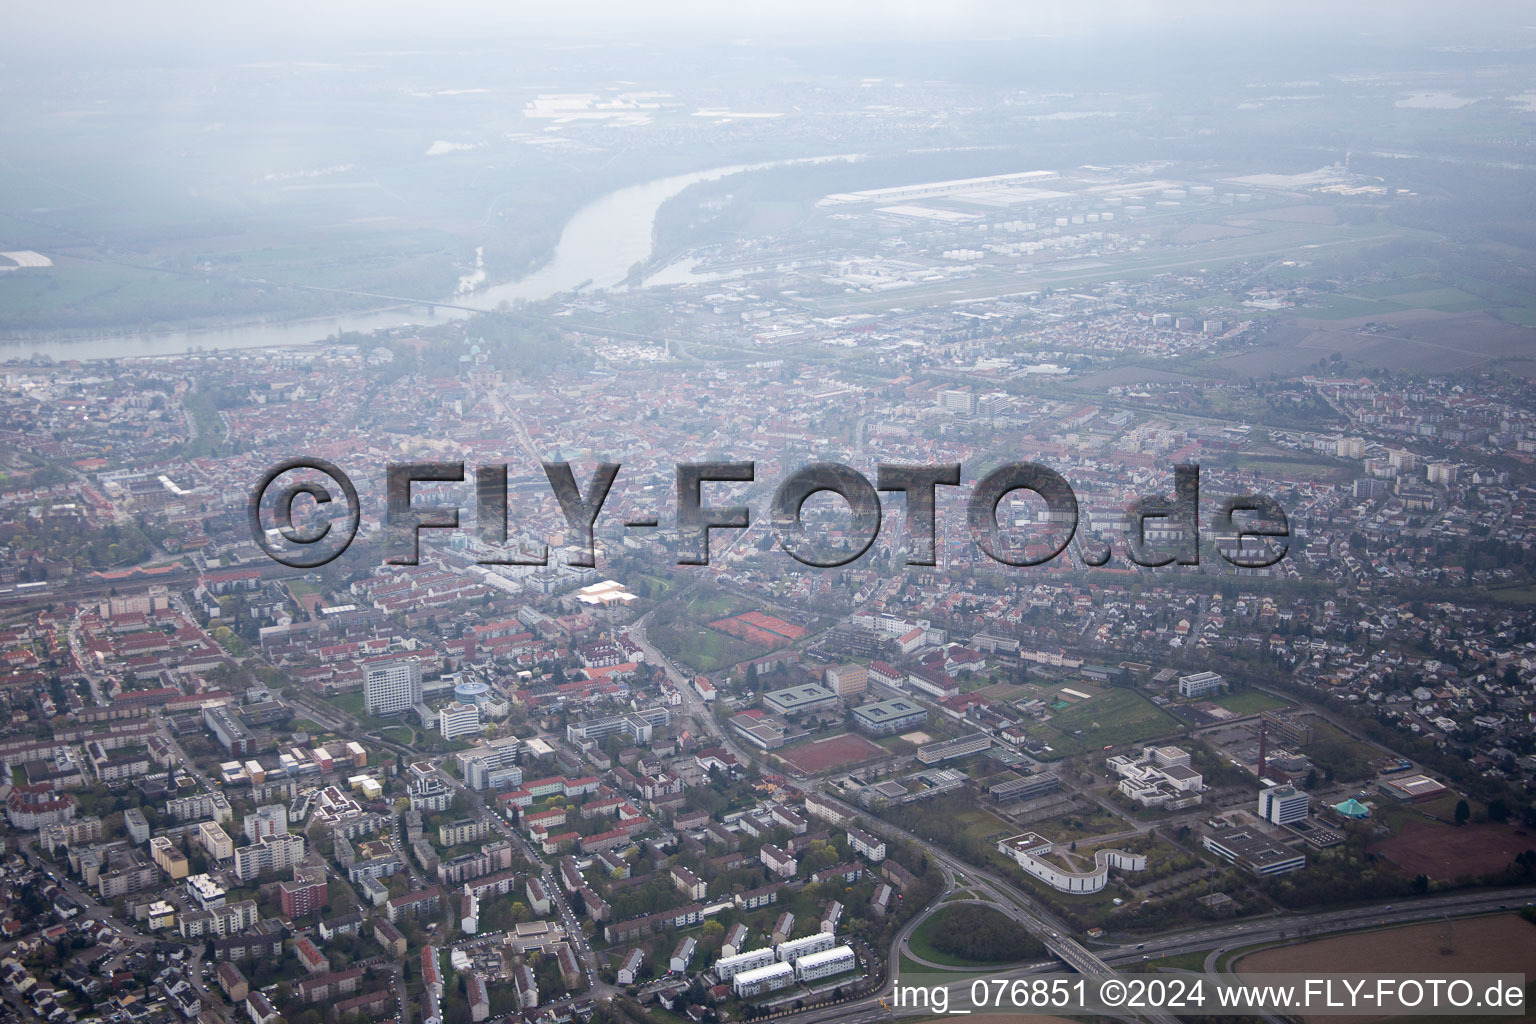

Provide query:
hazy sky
left=5, top=0, right=1534, bottom=60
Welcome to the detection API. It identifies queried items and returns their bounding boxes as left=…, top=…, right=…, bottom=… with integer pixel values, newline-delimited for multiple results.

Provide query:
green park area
left=908, top=905, right=1045, bottom=967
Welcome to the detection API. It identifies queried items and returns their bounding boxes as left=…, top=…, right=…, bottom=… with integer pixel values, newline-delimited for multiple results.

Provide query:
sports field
left=777, top=732, right=886, bottom=774
left=709, top=611, right=803, bottom=648
left=1209, top=691, right=1290, bottom=714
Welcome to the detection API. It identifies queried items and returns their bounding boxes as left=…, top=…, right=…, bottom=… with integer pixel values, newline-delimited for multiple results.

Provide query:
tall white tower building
left=365, top=659, right=422, bottom=717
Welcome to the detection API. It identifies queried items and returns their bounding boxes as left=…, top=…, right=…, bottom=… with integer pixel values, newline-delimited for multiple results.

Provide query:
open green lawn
left=1302, top=721, right=1378, bottom=783
left=321, top=691, right=412, bottom=733
left=975, top=682, right=1032, bottom=701
left=1214, top=943, right=1270, bottom=974
left=1301, top=283, right=1487, bottom=319
left=896, top=951, right=961, bottom=981
left=1481, top=583, right=1536, bottom=604
left=1026, top=805, right=1128, bottom=844
left=684, top=592, right=743, bottom=618
left=638, top=573, right=676, bottom=597
left=327, top=691, right=366, bottom=718
left=907, top=921, right=993, bottom=968
left=1209, top=691, right=1289, bottom=714
left=643, top=1008, right=690, bottom=1024
left=951, top=806, right=1018, bottom=844
left=1037, top=689, right=1183, bottom=755
left=646, top=589, right=787, bottom=672
left=887, top=800, right=1022, bottom=864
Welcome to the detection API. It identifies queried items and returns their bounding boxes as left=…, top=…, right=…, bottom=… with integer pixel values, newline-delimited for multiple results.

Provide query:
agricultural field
left=1235, top=914, right=1536, bottom=1022
left=1368, top=820, right=1536, bottom=880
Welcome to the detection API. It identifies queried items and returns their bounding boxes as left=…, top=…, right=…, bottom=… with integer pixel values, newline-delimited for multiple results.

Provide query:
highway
left=1094, top=885, right=1536, bottom=967
left=792, top=792, right=1183, bottom=1024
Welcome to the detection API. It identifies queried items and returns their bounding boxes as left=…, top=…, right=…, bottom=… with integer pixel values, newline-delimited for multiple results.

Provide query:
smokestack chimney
left=1258, top=718, right=1268, bottom=786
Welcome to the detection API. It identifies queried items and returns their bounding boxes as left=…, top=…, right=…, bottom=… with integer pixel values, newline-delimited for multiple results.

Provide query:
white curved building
left=997, top=832, right=1145, bottom=894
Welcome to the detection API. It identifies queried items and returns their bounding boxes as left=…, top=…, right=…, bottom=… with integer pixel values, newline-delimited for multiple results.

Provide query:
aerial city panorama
left=0, top=3, right=1535, bottom=1024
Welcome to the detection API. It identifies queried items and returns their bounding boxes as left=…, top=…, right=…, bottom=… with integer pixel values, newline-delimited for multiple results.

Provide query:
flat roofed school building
left=916, top=733, right=991, bottom=764
left=851, top=698, right=926, bottom=735
left=763, top=683, right=838, bottom=716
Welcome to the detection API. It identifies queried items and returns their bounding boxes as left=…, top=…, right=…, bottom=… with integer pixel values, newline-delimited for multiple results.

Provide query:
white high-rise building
left=233, top=832, right=304, bottom=881
left=242, top=805, right=289, bottom=842
left=1258, top=783, right=1310, bottom=826
left=438, top=701, right=482, bottom=741
left=365, top=659, right=422, bottom=718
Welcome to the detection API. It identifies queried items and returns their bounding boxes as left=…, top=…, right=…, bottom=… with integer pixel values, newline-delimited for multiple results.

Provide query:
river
left=1, top=154, right=858, bottom=362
